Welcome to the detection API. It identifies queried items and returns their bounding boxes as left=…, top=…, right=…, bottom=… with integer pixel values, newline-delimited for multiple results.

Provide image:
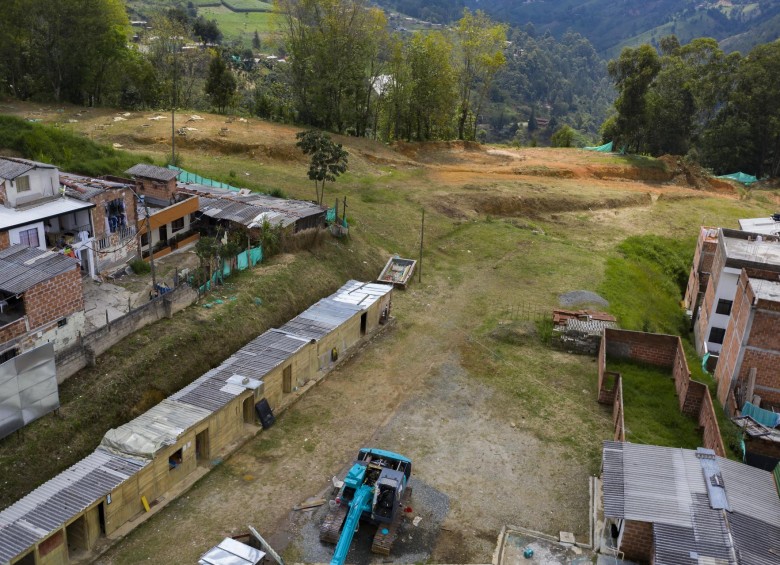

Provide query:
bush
left=129, top=259, right=151, bottom=274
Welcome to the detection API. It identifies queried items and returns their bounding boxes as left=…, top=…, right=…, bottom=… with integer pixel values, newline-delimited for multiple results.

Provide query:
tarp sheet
left=198, top=246, right=263, bottom=294
left=717, top=171, right=758, bottom=185
left=584, top=141, right=613, bottom=152
left=742, top=401, right=780, bottom=428
left=168, top=165, right=240, bottom=191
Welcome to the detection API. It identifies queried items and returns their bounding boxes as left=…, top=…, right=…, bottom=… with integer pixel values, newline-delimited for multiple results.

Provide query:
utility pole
left=418, top=208, right=424, bottom=283
left=171, top=39, right=178, bottom=167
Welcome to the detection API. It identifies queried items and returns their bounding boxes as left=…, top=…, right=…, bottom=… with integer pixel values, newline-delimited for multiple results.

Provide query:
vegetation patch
left=610, top=360, right=702, bottom=449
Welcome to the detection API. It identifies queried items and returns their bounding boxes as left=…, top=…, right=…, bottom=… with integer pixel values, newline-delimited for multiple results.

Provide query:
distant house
left=0, top=157, right=98, bottom=277
left=0, top=245, right=84, bottom=362
left=693, top=228, right=780, bottom=359
left=601, top=440, right=780, bottom=564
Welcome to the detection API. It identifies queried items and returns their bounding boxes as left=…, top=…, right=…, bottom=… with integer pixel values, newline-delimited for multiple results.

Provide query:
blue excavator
left=320, top=448, right=412, bottom=565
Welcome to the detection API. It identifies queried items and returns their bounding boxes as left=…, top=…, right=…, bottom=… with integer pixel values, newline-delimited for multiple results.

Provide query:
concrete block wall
left=55, top=284, right=198, bottom=382
left=619, top=520, right=653, bottom=563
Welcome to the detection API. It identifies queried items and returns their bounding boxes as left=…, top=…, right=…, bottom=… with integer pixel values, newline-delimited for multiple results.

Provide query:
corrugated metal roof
left=0, top=245, right=80, bottom=294
left=126, top=164, right=179, bottom=182
left=0, top=449, right=147, bottom=563
left=0, top=157, right=54, bottom=180
left=602, top=441, right=780, bottom=565
left=60, top=173, right=131, bottom=202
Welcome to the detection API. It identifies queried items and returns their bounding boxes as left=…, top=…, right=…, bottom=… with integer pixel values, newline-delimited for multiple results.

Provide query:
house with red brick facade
left=693, top=228, right=780, bottom=359
left=0, top=245, right=84, bottom=362
left=0, top=157, right=98, bottom=277
left=683, top=226, right=718, bottom=321
left=714, top=269, right=780, bottom=415
left=601, top=441, right=780, bottom=564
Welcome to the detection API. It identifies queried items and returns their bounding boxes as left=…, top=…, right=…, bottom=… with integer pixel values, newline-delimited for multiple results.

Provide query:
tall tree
left=607, top=44, right=660, bottom=152
left=295, top=130, right=349, bottom=205
left=454, top=9, right=508, bottom=140
left=276, top=0, right=387, bottom=134
left=407, top=32, right=456, bottom=140
left=205, top=54, right=237, bottom=113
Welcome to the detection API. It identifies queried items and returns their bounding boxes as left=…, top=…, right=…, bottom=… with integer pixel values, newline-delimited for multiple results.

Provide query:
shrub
left=129, top=259, right=151, bottom=274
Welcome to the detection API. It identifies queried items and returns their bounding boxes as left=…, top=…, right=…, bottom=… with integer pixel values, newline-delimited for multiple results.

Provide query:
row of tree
left=276, top=0, right=508, bottom=141
left=605, top=36, right=780, bottom=177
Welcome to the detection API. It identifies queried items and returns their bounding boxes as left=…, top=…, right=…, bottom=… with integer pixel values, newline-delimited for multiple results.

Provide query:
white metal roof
left=199, top=537, right=265, bottom=565
left=0, top=195, right=94, bottom=230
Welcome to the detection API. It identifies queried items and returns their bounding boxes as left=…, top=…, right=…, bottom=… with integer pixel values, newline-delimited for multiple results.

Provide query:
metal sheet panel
left=199, top=538, right=265, bottom=565
left=0, top=344, right=58, bottom=440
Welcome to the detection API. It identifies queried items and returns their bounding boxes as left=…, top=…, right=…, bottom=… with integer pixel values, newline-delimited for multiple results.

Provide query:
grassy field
left=197, top=6, right=283, bottom=45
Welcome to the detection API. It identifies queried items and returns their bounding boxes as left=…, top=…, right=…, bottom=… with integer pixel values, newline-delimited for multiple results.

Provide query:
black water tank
left=773, top=213, right=780, bottom=222
left=255, top=398, right=276, bottom=429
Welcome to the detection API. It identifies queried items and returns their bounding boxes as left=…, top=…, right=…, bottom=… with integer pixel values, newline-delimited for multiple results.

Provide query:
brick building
left=601, top=441, right=780, bottom=564
left=683, top=226, right=718, bottom=319
left=0, top=245, right=84, bottom=361
left=125, top=164, right=179, bottom=202
left=714, top=269, right=780, bottom=414
left=60, top=173, right=139, bottom=275
left=693, top=228, right=780, bottom=358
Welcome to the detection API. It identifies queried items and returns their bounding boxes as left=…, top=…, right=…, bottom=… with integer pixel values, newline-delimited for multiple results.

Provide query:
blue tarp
left=583, top=141, right=613, bottom=153
left=717, top=172, right=758, bottom=185
left=741, top=401, right=780, bottom=428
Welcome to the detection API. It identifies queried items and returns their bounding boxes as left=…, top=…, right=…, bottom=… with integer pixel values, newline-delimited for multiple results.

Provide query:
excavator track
left=371, top=486, right=412, bottom=555
left=320, top=504, right=348, bottom=544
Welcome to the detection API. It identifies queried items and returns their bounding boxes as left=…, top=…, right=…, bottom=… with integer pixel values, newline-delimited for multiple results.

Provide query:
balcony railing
left=97, top=225, right=137, bottom=250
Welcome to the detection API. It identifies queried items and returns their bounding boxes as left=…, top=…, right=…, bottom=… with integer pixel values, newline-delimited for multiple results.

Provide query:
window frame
left=715, top=299, right=733, bottom=316
left=18, top=227, right=40, bottom=248
left=15, top=175, right=31, bottom=192
left=708, top=326, right=727, bottom=345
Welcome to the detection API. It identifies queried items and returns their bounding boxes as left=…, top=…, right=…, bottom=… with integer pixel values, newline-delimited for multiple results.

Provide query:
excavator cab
left=371, top=468, right=404, bottom=523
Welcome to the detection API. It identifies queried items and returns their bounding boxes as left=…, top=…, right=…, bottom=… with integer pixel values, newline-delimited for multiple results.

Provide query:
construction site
left=0, top=102, right=779, bottom=565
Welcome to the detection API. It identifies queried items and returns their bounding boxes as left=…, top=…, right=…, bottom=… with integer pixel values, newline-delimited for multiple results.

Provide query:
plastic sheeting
left=717, top=171, right=758, bottom=185
left=168, top=165, right=241, bottom=191
left=741, top=401, right=780, bottom=428
left=583, top=141, right=613, bottom=152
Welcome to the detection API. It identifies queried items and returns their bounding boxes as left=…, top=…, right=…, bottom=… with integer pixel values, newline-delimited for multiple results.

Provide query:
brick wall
left=135, top=178, right=177, bottom=202
left=0, top=317, right=27, bottom=346
left=684, top=229, right=716, bottom=312
left=90, top=188, right=137, bottom=240
left=620, top=520, right=653, bottom=562
left=613, top=375, right=625, bottom=442
left=23, top=267, right=84, bottom=330
left=0, top=230, right=9, bottom=251
left=601, top=328, right=726, bottom=457
left=715, top=269, right=780, bottom=412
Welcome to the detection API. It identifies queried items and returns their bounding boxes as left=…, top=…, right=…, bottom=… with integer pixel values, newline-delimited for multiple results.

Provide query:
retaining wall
left=55, top=285, right=198, bottom=382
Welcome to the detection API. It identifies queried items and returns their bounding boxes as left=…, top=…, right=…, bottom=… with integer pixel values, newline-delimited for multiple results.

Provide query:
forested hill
left=377, top=0, right=780, bottom=55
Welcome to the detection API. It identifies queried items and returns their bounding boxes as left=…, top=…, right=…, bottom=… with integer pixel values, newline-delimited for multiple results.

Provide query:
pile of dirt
left=657, top=154, right=735, bottom=192
left=462, top=191, right=652, bottom=217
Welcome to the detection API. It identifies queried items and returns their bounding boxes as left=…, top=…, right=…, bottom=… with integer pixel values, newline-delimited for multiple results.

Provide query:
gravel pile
left=558, top=290, right=609, bottom=308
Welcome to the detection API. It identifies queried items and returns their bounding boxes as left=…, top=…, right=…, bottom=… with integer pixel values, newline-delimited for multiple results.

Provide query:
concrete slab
left=82, top=279, right=138, bottom=332
left=495, top=527, right=594, bottom=565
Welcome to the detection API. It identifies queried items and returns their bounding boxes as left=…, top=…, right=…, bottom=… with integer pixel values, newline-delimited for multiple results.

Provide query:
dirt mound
left=511, top=166, right=576, bottom=178
left=586, top=164, right=674, bottom=183
left=461, top=191, right=652, bottom=217
left=657, top=155, right=735, bottom=192
left=393, top=140, right=485, bottom=163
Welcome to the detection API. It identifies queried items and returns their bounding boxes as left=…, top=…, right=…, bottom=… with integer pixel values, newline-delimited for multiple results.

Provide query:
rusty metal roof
left=0, top=449, right=148, bottom=563
left=0, top=245, right=80, bottom=294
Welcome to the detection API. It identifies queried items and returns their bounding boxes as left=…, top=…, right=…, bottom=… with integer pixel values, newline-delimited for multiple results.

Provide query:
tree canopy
left=295, top=130, right=349, bottom=205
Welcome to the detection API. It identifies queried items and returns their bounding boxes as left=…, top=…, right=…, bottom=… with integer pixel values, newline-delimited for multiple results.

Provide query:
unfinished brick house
left=715, top=269, right=780, bottom=415
left=0, top=245, right=84, bottom=362
left=683, top=226, right=717, bottom=321
left=601, top=441, right=780, bottom=564
left=693, top=228, right=780, bottom=359
left=60, top=173, right=138, bottom=275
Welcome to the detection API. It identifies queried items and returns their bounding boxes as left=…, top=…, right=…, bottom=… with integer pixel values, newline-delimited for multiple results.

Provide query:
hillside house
left=738, top=214, right=780, bottom=236
left=0, top=158, right=97, bottom=277
left=124, top=164, right=179, bottom=202
left=0, top=245, right=84, bottom=362
left=714, top=269, right=780, bottom=415
left=0, top=281, right=392, bottom=565
left=177, top=183, right=327, bottom=236
left=693, top=228, right=780, bottom=359
left=601, top=441, right=780, bottom=564
left=59, top=173, right=138, bottom=275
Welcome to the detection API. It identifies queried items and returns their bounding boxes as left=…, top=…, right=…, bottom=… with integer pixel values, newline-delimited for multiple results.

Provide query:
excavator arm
left=330, top=485, right=373, bottom=565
